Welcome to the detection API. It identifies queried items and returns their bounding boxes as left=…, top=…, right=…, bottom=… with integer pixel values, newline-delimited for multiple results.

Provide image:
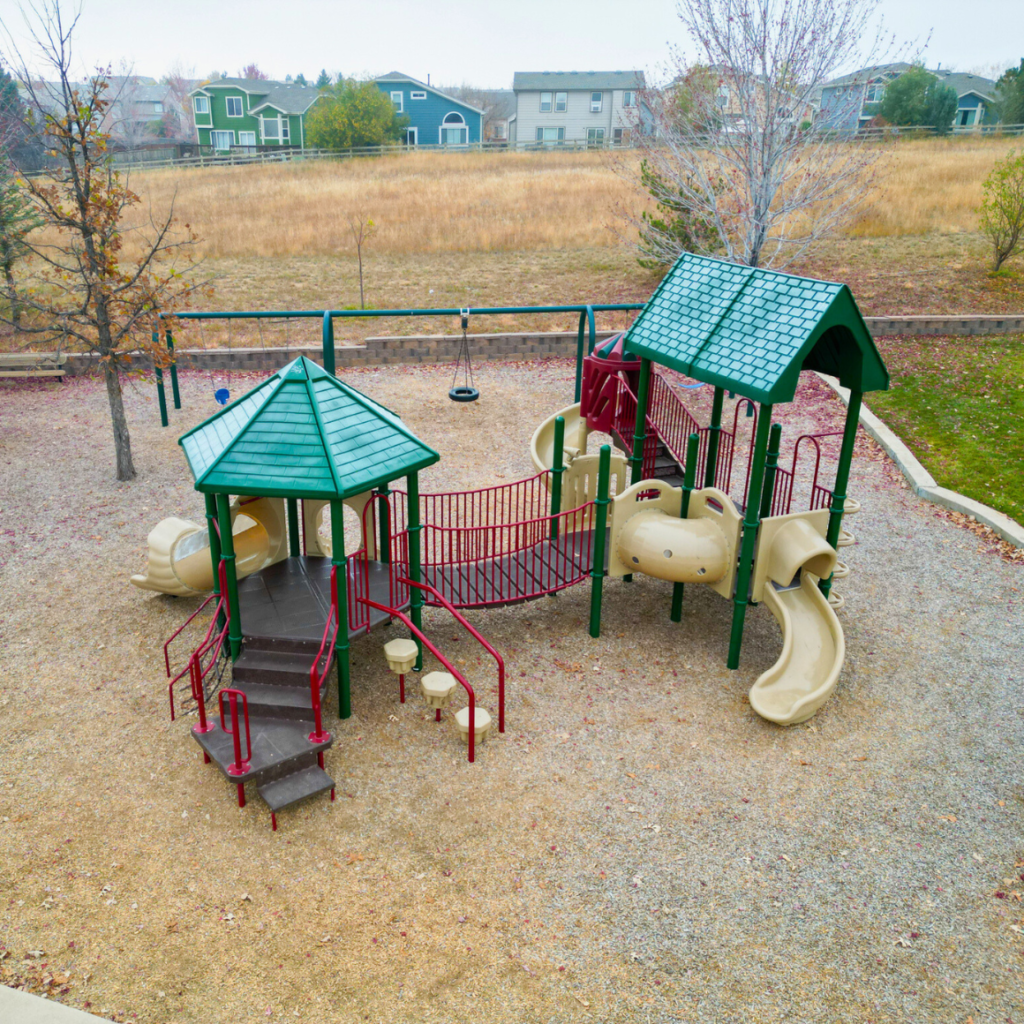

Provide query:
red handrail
left=163, top=592, right=218, bottom=678
left=218, top=688, right=252, bottom=776
left=359, top=596, right=481, bottom=763
left=308, top=565, right=338, bottom=745
left=397, top=576, right=505, bottom=734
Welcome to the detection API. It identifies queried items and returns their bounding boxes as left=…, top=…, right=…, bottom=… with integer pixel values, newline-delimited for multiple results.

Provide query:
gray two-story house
left=512, top=70, right=646, bottom=146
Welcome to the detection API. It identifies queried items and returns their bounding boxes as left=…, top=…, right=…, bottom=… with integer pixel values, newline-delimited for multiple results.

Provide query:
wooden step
left=258, top=764, right=334, bottom=814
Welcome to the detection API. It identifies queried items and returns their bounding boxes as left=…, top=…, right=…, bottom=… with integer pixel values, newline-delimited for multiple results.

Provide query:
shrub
left=979, top=149, right=1024, bottom=271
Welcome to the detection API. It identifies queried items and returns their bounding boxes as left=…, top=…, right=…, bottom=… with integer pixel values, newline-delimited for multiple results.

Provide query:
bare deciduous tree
left=627, top=0, right=911, bottom=269
left=1, top=2, right=207, bottom=481
left=163, top=62, right=198, bottom=142
left=347, top=215, right=376, bottom=309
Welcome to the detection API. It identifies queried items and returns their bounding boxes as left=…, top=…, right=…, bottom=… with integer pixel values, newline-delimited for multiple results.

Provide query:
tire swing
left=448, top=308, right=479, bottom=403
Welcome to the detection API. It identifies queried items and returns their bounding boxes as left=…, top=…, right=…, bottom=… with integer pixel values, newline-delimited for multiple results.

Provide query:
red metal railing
left=218, top=688, right=252, bottom=779
left=167, top=562, right=230, bottom=730
left=398, top=576, right=506, bottom=733
left=768, top=432, right=842, bottom=517
left=357, top=595, right=482, bottom=762
left=308, top=565, right=338, bottom=747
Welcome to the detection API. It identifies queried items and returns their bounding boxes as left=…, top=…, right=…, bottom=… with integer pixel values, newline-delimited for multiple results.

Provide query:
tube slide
left=530, top=402, right=588, bottom=477
left=130, top=498, right=286, bottom=597
left=615, top=509, right=729, bottom=584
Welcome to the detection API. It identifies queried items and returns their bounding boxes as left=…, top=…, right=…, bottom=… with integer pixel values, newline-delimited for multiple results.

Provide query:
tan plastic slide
left=748, top=518, right=845, bottom=725
left=130, top=497, right=287, bottom=597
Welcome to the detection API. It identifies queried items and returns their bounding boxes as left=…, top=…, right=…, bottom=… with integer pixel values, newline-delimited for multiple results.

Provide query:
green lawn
left=868, top=334, right=1024, bottom=527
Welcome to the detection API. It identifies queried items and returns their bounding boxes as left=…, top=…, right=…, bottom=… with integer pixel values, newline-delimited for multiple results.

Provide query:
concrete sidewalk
left=0, top=986, right=113, bottom=1023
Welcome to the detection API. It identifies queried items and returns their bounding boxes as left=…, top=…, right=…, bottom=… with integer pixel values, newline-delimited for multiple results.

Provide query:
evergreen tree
left=925, top=80, right=958, bottom=133
left=994, top=60, right=1024, bottom=126
left=315, top=69, right=331, bottom=90
left=294, top=73, right=307, bottom=87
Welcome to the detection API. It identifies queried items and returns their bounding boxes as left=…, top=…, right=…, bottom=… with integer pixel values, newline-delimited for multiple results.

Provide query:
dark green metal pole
left=704, top=386, right=725, bottom=487
left=407, top=472, right=424, bottom=671
left=589, top=444, right=612, bottom=638
left=549, top=415, right=565, bottom=541
left=820, top=389, right=862, bottom=599
left=322, top=312, right=335, bottom=376
left=216, top=494, right=243, bottom=659
left=330, top=498, right=352, bottom=719
left=377, top=483, right=391, bottom=564
left=166, top=328, right=181, bottom=410
left=153, top=329, right=168, bottom=427
left=574, top=311, right=587, bottom=403
left=629, top=358, right=652, bottom=486
left=759, top=423, right=783, bottom=520
left=205, top=493, right=223, bottom=629
left=670, top=432, right=701, bottom=623
left=727, top=405, right=774, bottom=670
left=287, top=498, right=301, bottom=558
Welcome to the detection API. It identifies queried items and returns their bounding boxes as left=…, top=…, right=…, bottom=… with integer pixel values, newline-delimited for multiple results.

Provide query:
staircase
left=609, top=424, right=685, bottom=489
left=189, top=634, right=336, bottom=830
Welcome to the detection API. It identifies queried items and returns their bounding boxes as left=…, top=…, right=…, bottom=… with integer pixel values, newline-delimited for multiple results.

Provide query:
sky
left=1, top=0, right=1021, bottom=88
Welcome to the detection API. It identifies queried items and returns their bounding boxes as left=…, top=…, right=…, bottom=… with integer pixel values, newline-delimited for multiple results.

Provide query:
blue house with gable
left=374, top=72, right=484, bottom=146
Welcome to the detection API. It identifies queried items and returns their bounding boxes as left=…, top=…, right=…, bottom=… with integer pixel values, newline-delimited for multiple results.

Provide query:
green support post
left=727, top=405, right=774, bottom=670
left=573, top=306, right=596, bottom=403
left=330, top=499, right=352, bottom=719
left=704, top=387, right=725, bottom=487
left=820, top=390, right=862, bottom=599
left=216, top=494, right=243, bottom=659
left=629, top=357, right=652, bottom=486
left=153, top=329, right=168, bottom=428
left=322, top=312, right=335, bottom=376
left=549, top=415, right=565, bottom=541
left=377, top=483, right=391, bottom=564
left=670, top=432, right=701, bottom=623
left=589, top=444, right=612, bottom=638
left=406, top=472, right=424, bottom=670
left=166, top=328, right=181, bottom=410
left=205, top=493, right=223, bottom=629
left=759, top=423, right=783, bottom=520
left=287, top=498, right=301, bottom=558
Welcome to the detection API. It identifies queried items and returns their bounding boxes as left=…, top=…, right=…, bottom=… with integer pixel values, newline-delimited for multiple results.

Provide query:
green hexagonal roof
left=178, top=356, right=439, bottom=498
left=624, top=253, right=889, bottom=404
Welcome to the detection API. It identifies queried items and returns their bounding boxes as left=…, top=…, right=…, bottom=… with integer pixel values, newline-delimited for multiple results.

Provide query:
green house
left=189, top=78, right=323, bottom=152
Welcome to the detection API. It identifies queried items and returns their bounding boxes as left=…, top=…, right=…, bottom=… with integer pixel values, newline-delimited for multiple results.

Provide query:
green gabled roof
left=178, top=357, right=439, bottom=499
left=624, top=253, right=889, bottom=404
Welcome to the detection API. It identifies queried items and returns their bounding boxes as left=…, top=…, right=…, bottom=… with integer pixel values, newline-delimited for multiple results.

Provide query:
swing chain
left=448, top=307, right=479, bottom=403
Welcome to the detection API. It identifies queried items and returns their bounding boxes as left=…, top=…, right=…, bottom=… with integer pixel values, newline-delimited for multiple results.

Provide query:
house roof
left=623, top=253, right=888, bottom=404
left=933, top=70, right=996, bottom=101
left=822, top=63, right=915, bottom=89
left=512, top=70, right=646, bottom=92
left=191, top=78, right=322, bottom=114
left=822, top=64, right=996, bottom=100
left=178, top=356, right=440, bottom=499
left=373, top=72, right=486, bottom=115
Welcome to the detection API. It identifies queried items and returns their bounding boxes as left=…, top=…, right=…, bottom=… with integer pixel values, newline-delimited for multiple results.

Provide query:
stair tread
left=258, top=764, right=334, bottom=812
left=235, top=649, right=317, bottom=672
left=231, top=681, right=322, bottom=709
left=192, top=716, right=331, bottom=781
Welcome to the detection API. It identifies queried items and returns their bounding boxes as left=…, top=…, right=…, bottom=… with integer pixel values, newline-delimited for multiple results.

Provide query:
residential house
left=818, top=64, right=997, bottom=130
left=373, top=73, right=484, bottom=146
left=189, top=77, right=323, bottom=151
left=512, top=70, right=646, bottom=146
left=480, top=90, right=516, bottom=144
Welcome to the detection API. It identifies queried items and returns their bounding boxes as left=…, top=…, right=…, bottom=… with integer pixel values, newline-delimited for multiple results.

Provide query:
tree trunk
left=102, top=359, right=136, bottom=481
left=2, top=260, right=18, bottom=328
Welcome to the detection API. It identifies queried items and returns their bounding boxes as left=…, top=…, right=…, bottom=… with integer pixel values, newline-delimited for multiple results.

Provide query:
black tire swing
left=449, top=307, right=479, bottom=403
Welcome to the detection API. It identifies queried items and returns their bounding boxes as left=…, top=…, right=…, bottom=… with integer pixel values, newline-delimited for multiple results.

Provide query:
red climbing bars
left=218, top=688, right=252, bottom=780
left=398, top=576, right=506, bottom=733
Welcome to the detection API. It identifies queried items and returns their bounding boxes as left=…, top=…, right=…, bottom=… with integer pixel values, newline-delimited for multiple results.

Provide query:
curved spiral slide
left=130, top=498, right=287, bottom=597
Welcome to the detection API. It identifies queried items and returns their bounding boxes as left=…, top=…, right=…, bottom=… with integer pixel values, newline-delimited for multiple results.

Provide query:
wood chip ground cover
left=0, top=362, right=1021, bottom=1023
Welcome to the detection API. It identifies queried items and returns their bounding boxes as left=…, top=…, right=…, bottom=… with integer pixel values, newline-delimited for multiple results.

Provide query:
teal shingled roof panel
left=624, top=253, right=888, bottom=403
left=178, top=356, right=439, bottom=498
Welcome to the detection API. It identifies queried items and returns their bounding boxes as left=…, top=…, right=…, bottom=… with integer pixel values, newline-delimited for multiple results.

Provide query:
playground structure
left=142, top=253, right=888, bottom=829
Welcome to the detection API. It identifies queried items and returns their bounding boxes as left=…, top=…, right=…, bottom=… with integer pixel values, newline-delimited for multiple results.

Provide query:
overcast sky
left=2, top=0, right=1021, bottom=87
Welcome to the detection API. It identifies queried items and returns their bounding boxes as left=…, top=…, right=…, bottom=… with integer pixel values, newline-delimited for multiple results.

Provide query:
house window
left=441, top=111, right=467, bottom=145
left=153, top=101, right=164, bottom=114
left=211, top=130, right=233, bottom=150
left=226, top=96, right=243, bottom=117
left=410, top=91, right=427, bottom=100
left=262, top=117, right=279, bottom=140
left=405, top=127, right=418, bottom=145
left=590, top=92, right=603, bottom=113
left=238, top=131, right=256, bottom=147
left=623, top=90, right=635, bottom=108
left=390, top=91, right=403, bottom=112
left=540, top=91, right=552, bottom=112
left=492, top=122, right=506, bottom=139
left=613, top=127, right=631, bottom=145
left=555, top=92, right=567, bottom=112
left=535, top=126, right=564, bottom=144
left=587, top=127, right=605, bottom=146
left=193, top=95, right=209, bottom=114
left=281, top=118, right=290, bottom=142
left=864, top=82, right=885, bottom=104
